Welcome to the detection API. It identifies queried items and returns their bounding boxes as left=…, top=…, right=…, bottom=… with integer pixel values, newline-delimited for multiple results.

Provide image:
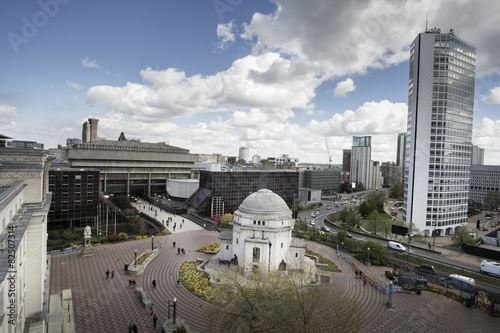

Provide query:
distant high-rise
left=350, top=136, right=371, bottom=190
left=403, top=29, right=476, bottom=236
left=239, top=147, right=250, bottom=163
left=342, top=149, right=351, bottom=172
left=471, top=145, right=484, bottom=165
left=82, top=118, right=99, bottom=143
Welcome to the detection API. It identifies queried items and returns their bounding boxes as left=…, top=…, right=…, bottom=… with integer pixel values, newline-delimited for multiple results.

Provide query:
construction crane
left=325, top=136, right=332, bottom=168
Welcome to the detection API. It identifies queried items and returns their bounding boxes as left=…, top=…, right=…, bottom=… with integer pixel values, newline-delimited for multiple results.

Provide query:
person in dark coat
left=132, top=323, right=138, bottom=332
left=153, top=314, right=158, bottom=329
left=152, top=280, right=156, bottom=288
left=106, top=269, right=110, bottom=279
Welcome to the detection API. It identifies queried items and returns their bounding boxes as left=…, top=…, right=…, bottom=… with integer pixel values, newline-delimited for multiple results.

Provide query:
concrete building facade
left=65, top=140, right=198, bottom=197
left=403, top=29, right=476, bottom=236
left=469, top=165, right=500, bottom=207
left=0, top=147, right=51, bottom=332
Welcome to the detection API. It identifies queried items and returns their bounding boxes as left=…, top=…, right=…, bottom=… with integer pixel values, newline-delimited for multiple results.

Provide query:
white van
left=388, top=241, right=406, bottom=252
left=480, top=260, right=500, bottom=277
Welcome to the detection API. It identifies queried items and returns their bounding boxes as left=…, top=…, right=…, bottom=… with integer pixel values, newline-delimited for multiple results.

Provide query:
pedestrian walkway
left=132, top=201, right=203, bottom=234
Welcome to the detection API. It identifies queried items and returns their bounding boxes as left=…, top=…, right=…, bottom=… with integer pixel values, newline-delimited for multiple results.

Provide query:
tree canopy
left=389, top=183, right=404, bottom=199
left=484, top=190, right=500, bottom=211
left=359, top=201, right=377, bottom=218
left=339, top=207, right=360, bottom=228
left=205, top=269, right=365, bottom=333
left=364, top=191, right=387, bottom=212
left=452, top=225, right=476, bottom=247
left=108, top=194, right=131, bottom=211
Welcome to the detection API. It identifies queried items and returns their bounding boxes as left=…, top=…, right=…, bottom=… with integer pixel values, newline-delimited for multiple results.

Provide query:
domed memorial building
left=219, top=189, right=306, bottom=273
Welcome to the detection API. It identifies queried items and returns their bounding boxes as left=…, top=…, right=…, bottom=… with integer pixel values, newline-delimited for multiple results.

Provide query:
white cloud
left=308, top=100, right=407, bottom=136
left=86, top=52, right=321, bottom=120
left=66, top=80, right=83, bottom=90
left=482, top=86, right=500, bottom=104
left=473, top=118, right=500, bottom=164
left=216, top=20, right=236, bottom=49
left=0, top=103, right=19, bottom=126
left=333, top=78, right=356, bottom=97
left=241, top=0, right=500, bottom=77
left=81, top=57, right=100, bottom=69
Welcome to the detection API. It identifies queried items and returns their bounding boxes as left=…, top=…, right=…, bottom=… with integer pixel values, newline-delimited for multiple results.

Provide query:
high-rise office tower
left=350, top=136, right=371, bottom=190
left=471, top=145, right=484, bottom=165
left=239, top=147, right=250, bottom=163
left=403, top=28, right=476, bottom=236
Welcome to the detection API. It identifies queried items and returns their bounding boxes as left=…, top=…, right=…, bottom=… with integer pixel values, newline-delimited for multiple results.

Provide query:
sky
left=1, top=0, right=500, bottom=165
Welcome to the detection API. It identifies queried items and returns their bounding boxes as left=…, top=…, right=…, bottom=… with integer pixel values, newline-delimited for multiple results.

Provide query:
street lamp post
left=151, top=235, right=155, bottom=251
left=406, top=233, right=412, bottom=268
left=167, top=298, right=177, bottom=324
left=134, top=249, right=137, bottom=267
left=367, top=247, right=370, bottom=265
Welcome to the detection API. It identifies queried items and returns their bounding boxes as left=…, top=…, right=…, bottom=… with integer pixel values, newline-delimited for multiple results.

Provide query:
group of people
left=105, top=269, right=115, bottom=279
left=128, top=280, right=137, bottom=289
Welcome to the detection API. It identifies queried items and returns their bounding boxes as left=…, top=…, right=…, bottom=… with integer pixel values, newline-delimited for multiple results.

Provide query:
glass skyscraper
left=403, top=28, right=476, bottom=236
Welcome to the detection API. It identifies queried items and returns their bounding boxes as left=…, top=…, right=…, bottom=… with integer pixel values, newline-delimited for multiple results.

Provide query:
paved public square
left=49, top=205, right=499, bottom=332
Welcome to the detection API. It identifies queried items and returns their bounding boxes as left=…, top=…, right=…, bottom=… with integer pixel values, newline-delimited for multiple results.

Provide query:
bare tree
left=205, top=269, right=365, bottom=333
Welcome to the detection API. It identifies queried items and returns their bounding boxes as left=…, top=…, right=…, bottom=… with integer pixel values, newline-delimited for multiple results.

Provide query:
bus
left=441, top=274, right=475, bottom=293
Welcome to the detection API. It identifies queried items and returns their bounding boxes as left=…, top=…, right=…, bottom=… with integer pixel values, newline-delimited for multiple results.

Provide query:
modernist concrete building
left=0, top=146, right=51, bottom=332
left=396, top=133, right=406, bottom=183
left=342, top=149, right=351, bottom=173
left=219, top=189, right=306, bottom=273
left=65, top=140, right=198, bottom=197
left=298, top=169, right=340, bottom=194
left=350, top=136, right=372, bottom=190
left=469, top=165, right=500, bottom=207
left=403, top=29, right=476, bottom=236
left=186, top=170, right=298, bottom=217
left=238, top=147, right=250, bottom=163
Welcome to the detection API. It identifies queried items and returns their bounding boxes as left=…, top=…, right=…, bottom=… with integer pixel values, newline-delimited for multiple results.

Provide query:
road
left=299, top=196, right=500, bottom=295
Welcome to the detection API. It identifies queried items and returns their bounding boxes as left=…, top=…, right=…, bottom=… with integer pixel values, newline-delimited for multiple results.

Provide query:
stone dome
left=237, top=189, right=291, bottom=217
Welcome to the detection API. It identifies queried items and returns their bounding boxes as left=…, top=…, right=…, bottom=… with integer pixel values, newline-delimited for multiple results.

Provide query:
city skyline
left=1, top=1, right=500, bottom=164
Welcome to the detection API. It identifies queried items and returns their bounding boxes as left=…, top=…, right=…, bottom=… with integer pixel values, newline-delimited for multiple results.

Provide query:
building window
left=236, top=238, right=238, bottom=244
left=296, top=253, right=298, bottom=257
left=281, top=243, right=283, bottom=248
left=262, top=221, right=265, bottom=226
left=226, top=245, right=229, bottom=250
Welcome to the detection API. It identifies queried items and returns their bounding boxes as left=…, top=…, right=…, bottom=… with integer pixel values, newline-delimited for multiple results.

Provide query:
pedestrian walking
left=153, top=314, right=158, bottom=329
left=150, top=303, right=155, bottom=316
left=180, top=223, right=182, bottom=229
left=359, top=271, right=363, bottom=279
left=132, top=323, right=138, bottom=333
left=173, top=241, right=176, bottom=248
left=355, top=271, right=358, bottom=278
left=177, top=247, right=180, bottom=255
left=173, top=223, right=176, bottom=231
left=128, top=323, right=133, bottom=333
left=152, top=280, right=156, bottom=288
left=363, top=279, right=366, bottom=287
left=106, top=269, right=110, bottom=279
left=177, top=278, right=181, bottom=286
left=182, top=248, right=185, bottom=255
left=111, top=270, right=115, bottom=278
left=132, top=280, right=136, bottom=289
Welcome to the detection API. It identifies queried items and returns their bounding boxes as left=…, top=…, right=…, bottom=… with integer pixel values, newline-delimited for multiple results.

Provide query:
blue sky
left=1, top=0, right=500, bottom=164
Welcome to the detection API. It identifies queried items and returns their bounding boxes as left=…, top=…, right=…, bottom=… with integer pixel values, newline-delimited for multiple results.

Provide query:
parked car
left=321, top=226, right=330, bottom=232
left=417, top=264, right=436, bottom=274
left=326, top=205, right=332, bottom=210
left=346, top=231, right=352, bottom=238
left=309, top=220, right=316, bottom=227
left=388, top=241, right=406, bottom=252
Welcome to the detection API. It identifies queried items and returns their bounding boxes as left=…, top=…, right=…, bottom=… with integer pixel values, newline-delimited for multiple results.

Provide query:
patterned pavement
left=50, top=229, right=499, bottom=333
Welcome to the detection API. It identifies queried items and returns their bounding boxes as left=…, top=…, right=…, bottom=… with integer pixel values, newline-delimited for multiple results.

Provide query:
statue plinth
left=81, top=236, right=94, bottom=257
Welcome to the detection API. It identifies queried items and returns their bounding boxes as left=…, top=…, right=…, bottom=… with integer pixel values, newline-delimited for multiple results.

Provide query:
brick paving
left=50, top=224, right=499, bottom=332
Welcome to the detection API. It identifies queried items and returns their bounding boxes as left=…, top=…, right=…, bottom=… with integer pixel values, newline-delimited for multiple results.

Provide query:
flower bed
left=134, top=252, right=151, bottom=265
left=179, top=261, right=213, bottom=302
left=196, top=242, right=220, bottom=253
left=402, top=284, right=465, bottom=303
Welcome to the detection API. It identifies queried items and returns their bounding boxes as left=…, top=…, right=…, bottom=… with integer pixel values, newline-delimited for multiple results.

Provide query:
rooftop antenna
left=425, top=13, right=428, bottom=32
